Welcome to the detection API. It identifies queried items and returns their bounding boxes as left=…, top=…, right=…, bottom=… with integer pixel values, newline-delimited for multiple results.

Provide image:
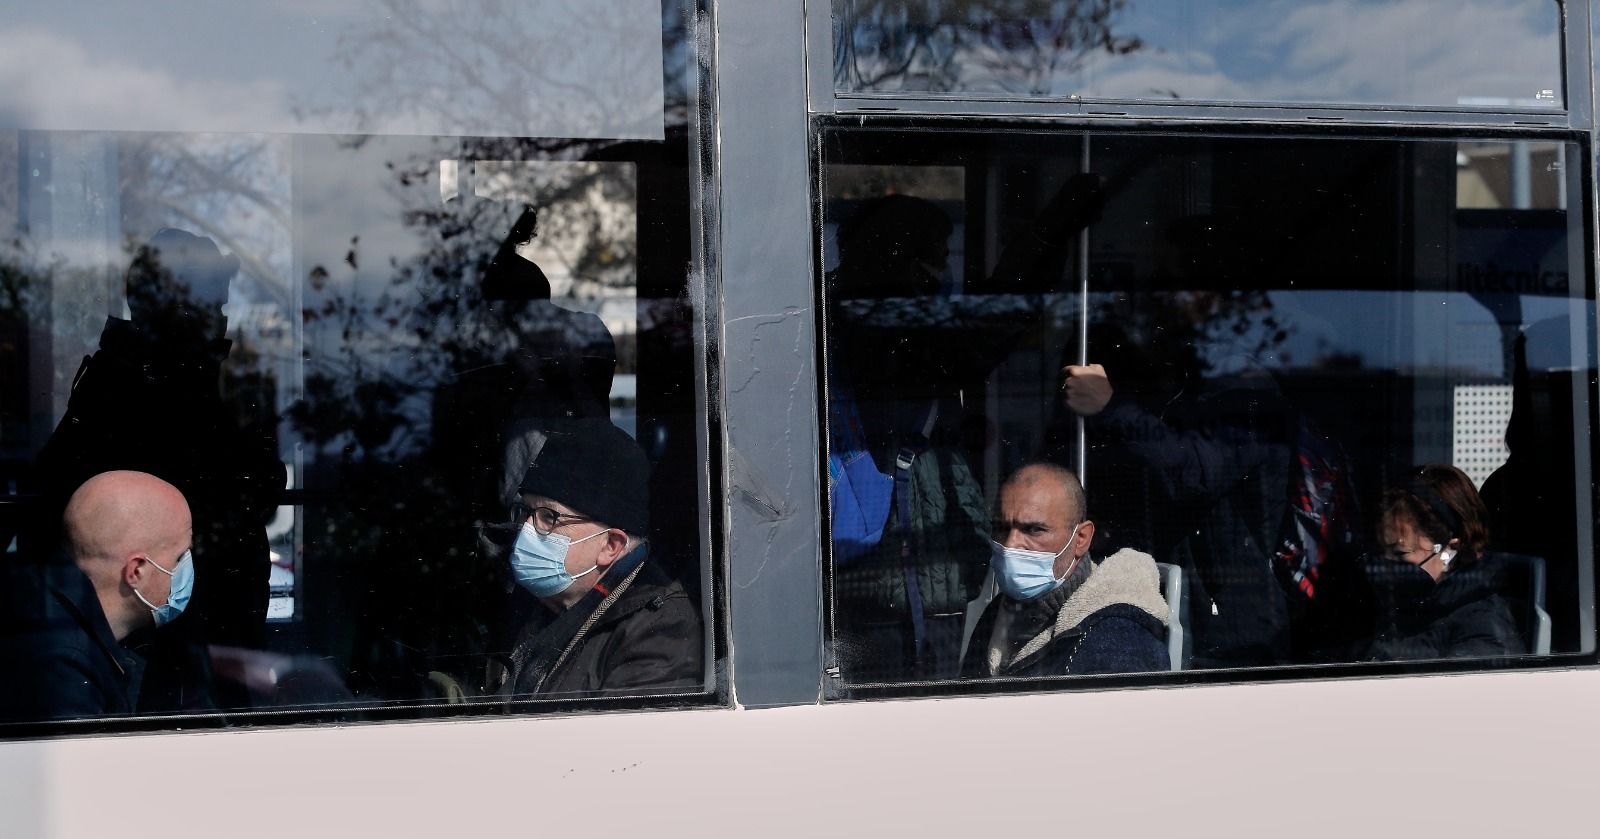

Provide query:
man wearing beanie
left=493, top=419, right=702, bottom=698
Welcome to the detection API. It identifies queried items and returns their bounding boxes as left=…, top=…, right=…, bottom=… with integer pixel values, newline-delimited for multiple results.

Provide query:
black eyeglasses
left=511, top=501, right=593, bottom=536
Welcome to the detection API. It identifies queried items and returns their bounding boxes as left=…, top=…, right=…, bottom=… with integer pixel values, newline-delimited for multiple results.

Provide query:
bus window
left=831, top=0, right=1564, bottom=112
left=819, top=126, right=1594, bottom=690
left=0, top=0, right=718, bottom=732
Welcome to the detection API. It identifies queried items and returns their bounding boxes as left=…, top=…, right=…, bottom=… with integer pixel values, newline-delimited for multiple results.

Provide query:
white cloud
left=258, top=0, right=368, bottom=16
left=0, top=27, right=296, bottom=134
left=1269, top=0, right=1560, bottom=106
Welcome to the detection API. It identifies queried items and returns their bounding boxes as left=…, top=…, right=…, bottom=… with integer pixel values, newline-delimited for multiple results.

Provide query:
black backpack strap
left=892, top=400, right=939, bottom=665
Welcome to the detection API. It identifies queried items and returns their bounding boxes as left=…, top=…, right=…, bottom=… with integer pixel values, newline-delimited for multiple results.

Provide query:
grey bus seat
left=1495, top=552, right=1551, bottom=655
left=1155, top=562, right=1189, bottom=671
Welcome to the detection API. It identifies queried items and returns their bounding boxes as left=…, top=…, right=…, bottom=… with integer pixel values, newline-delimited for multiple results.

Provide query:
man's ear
left=1074, top=520, right=1096, bottom=556
left=596, top=530, right=629, bottom=567
left=121, top=554, right=149, bottom=590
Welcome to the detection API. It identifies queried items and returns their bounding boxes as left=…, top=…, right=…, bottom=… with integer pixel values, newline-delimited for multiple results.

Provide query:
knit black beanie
left=518, top=419, right=650, bottom=535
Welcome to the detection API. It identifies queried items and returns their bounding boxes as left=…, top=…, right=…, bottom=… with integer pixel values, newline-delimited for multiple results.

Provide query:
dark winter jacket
left=0, top=561, right=144, bottom=723
left=963, top=548, right=1170, bottom=679
left=1084, top=371, right=1294, bottom=667
left=503, top=545, right=703, bottom=698
left=1364, top=552, right=1527, bottom=661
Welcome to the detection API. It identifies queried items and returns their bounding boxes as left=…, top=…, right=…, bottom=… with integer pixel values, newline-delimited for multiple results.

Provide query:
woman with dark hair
left=1364, top=464, right=1526, bottom=661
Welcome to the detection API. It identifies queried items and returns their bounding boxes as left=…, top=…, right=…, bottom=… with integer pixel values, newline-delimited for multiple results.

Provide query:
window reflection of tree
left=117, top=135, right=296, bottom=434
left=326, top=0, right=691, bottom=137
left=0, top=243, right=51, bottom=468
left=281, top=134, right=690, bottom=699
left=836, top=0, right=1142, bottom=95
left=0, top=135, right=292, bottom=563
left=279, top=136, right=656, bottom=699
left=288, top=138, right=637, bottom=463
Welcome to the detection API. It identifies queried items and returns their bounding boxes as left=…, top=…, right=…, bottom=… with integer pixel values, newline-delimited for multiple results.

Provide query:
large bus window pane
left=833, top=0, right=1564, bottom=111
left=0, top=0, right=714, bottom=730
left=820, top=127, right=1593, bottom=690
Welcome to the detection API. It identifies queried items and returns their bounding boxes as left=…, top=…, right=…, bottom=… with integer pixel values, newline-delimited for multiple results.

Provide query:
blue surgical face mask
left=991, top=522, right=1085, bottom=601
left=132, top=549, right=194, bottom=627
left=510, top=521, right=611, bottom=599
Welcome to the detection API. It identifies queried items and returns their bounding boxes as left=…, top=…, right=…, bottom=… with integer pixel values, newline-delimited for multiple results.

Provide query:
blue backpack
left=827, top=388, right=894, bottom=563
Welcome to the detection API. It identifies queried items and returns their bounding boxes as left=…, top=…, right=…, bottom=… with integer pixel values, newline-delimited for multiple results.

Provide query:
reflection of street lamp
left=1510, top=141, right=1532, bottom=209
left=1555, top=145, right=1567, bottom=210
left=439, top=159, right=462, bottom=204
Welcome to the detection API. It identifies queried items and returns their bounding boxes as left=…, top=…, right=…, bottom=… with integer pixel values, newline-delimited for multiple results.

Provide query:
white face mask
left=990, top=522, right=1085, bottom=601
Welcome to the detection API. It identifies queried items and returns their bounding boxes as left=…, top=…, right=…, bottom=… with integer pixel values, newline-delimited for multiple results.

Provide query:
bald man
left=961, top=463, right=1170, bottom=679
left=0, top=471, right=193, bottom=722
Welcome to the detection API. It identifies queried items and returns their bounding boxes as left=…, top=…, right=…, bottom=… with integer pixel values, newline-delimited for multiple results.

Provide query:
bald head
left=1002, top=463, right=1087, bottom=525
left=65, top=471, right=191, bottom=563
left=64, top=471, right=192, bottom=641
